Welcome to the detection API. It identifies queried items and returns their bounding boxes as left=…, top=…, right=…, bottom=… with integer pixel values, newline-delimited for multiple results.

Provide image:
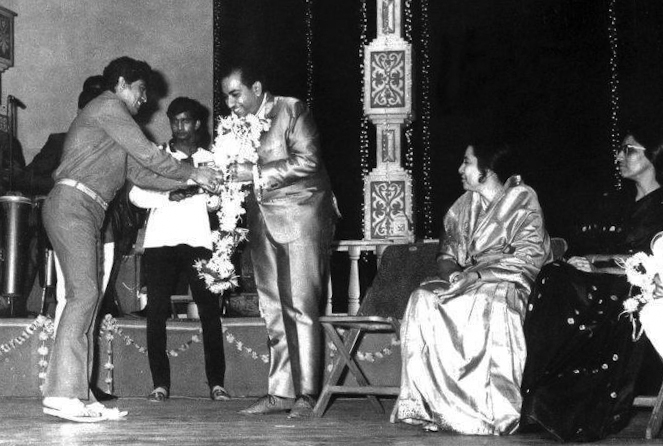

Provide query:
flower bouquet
left=194, top=113, right=270, bottom=294
left=621, top=231, right=663, bottom=356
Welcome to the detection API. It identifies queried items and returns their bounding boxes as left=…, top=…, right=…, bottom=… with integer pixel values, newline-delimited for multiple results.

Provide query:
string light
left=418, top=0, right=434, bottom=238
left=304, top=0, right=314, bottom=110
left=608, top=0, right=621, bottom=189
left=403, top=0, right=414, bottom=175
left=212, top=1, right=223, bottom=126
left=359, top=0, right=370, bottom=238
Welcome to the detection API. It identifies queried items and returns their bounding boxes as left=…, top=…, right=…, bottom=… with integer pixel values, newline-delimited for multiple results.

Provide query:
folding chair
left=313, top=242, right=439, bottom=417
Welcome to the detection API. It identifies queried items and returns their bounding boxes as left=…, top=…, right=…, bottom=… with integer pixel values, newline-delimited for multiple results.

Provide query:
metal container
left=0, top=195, right=33, bottom=297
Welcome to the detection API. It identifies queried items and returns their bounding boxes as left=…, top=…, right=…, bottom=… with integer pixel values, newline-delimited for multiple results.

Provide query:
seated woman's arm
left=567, top=254, right=628, bottom=275
left=436, top=254, right=462, bottom=282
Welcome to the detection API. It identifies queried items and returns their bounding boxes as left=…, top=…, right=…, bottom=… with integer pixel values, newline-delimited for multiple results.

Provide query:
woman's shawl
left=438, top=175, right=552, bottom=293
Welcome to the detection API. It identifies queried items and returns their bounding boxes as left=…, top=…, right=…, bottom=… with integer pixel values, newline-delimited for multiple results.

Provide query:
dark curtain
left=214, top=0, right=663, bottom=241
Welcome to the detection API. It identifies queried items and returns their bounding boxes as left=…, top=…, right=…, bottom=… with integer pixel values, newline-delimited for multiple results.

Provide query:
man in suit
left=221, top=62, right=337, bottom=419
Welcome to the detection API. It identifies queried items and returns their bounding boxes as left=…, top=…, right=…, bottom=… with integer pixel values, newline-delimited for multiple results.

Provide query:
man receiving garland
left=220, top=61, right=338, bottom=419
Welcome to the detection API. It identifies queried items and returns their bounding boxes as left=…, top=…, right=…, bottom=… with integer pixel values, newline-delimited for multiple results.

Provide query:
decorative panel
left=364, top=166, right=413, bottom=242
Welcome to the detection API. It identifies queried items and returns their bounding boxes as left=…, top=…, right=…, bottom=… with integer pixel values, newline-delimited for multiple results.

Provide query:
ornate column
left=363, top=0, right=414, bottom=242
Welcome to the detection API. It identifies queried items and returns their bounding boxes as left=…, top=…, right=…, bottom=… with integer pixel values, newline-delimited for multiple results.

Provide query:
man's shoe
left=238, top=394, right=294, bottom=415
left=210, top=385, right=231, bottom=401
left=287, top=395, right=316, bottom=419
left=147, top=387, right=169, bottom=402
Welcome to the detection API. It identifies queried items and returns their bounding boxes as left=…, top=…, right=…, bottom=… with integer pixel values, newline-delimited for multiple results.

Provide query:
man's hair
left=167, top=97, right=203, bottom=122
left=77, top=75, right=105, bottom=109
left=219, top=59, right=267, bottom=91
left=102, top=56, right=152, bottom=91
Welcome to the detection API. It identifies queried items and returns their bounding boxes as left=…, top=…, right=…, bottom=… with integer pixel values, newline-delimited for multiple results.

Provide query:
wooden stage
left=0, top=397, right=658, bottom=445
left=0, top=316, right=660, bottom=444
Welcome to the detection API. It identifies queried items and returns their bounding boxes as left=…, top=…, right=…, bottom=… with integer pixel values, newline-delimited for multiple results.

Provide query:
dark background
left=214, top=0, right=663, bottom=241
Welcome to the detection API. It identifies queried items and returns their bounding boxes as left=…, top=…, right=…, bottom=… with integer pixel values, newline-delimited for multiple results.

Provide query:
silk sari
left=393, top=176, right=552, bottom=435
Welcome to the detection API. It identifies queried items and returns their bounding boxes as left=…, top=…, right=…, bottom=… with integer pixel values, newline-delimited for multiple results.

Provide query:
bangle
left=449, top=272, right=462, bottom=284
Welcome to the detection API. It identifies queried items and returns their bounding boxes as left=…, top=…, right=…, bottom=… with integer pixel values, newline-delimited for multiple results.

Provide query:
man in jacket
left=221, top=62, right=337, bottom=419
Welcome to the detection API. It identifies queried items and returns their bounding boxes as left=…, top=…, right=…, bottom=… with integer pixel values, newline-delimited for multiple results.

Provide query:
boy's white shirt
left=129, top=144, right=214, bottom=250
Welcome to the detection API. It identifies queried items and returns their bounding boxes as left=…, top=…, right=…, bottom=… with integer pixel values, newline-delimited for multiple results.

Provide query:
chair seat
left=320, top=316, right=399, bottom=332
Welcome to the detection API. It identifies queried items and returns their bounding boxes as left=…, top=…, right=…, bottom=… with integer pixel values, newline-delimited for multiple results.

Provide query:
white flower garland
left=194, top=113, right=271, bottom=294
left=325, top=333, right=400, bottom=373
left=621, top=231, right=663, bottom=339
left=0, top=315, right=55, bottom=392
left=99, top=314, right=269, bottom=392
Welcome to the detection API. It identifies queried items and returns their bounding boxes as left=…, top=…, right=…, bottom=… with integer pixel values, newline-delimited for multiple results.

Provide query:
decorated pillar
left=363, top=0, right=414, bottom=242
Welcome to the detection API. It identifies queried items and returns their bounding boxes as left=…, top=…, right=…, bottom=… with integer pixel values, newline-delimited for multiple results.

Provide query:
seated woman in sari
left=391, top=142, right=552, bottom=435
left=520, top=123, right=663, bottom=442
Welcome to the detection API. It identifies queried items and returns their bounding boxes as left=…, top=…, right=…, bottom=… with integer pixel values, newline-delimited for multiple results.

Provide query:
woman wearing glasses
left=520, top=123, right=663, bottom=442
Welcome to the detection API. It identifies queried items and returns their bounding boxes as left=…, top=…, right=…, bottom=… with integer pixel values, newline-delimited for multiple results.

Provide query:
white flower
left=621, top=235, right=663, bottom=315
left=623, top=297, right=641, bottom=314
left=622, top=252, right=653, bottom=289
left=195, top=112, right=270, bottom=293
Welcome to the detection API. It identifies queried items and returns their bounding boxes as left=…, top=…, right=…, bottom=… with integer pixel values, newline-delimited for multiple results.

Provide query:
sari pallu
left=393, top=176, right=552, bottom=435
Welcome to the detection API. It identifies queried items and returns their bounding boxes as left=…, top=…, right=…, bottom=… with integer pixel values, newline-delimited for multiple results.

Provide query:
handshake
left=169, top=185, right=202, bottom=202
left=191, top=162, right=256, bottom=194
left=191, top=166, right=224, bottom=194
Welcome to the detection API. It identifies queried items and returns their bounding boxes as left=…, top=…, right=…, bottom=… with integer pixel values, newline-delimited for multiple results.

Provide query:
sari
left=393, top=176, right=552, bottom=435
left=521, top=186, right=663, bottom=442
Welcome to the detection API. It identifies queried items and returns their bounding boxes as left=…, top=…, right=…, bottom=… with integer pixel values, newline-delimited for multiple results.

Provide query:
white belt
left=57, top=179, right=108, bottom=210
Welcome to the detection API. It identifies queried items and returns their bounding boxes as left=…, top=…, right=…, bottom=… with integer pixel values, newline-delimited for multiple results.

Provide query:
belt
left=56, top=179, right=108, bottom=210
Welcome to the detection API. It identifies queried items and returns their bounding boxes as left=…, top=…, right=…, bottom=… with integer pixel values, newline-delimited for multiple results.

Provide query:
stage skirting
left=0, top=316, right=401, bottom=398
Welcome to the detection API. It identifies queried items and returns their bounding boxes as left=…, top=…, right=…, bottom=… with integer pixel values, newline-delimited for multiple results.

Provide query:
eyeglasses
left=618, top=144, right=646, bottom=156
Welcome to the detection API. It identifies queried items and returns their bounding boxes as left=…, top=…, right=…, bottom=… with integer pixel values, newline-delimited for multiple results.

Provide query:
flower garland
left=100, top=314, right=271, bottom=393
left=0, top=315, right=55, bottom=392
left=620, top=231, right=663, bottom=338
left=194, top=113, right=270, bottom=294
left=325, top=334, right=400, bottom=373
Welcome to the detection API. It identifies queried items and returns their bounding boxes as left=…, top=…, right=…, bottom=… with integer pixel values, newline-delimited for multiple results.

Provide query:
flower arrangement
left=194, top=113, right=270, bottom=294
left=621, top=232, right=663, bottom=315
left=621, top=232, right=663, bottom=343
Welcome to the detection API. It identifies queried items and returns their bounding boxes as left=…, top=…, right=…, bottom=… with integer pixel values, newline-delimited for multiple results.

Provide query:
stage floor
left=1, top=397, right=658, bottom=445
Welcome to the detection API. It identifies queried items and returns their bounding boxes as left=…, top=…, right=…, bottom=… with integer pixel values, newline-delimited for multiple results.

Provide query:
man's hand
left=231, top=162, right=254, bottom=183
left=191, top=166, right=224, bottom=193
left=169, top=186, right=200, bottom=202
